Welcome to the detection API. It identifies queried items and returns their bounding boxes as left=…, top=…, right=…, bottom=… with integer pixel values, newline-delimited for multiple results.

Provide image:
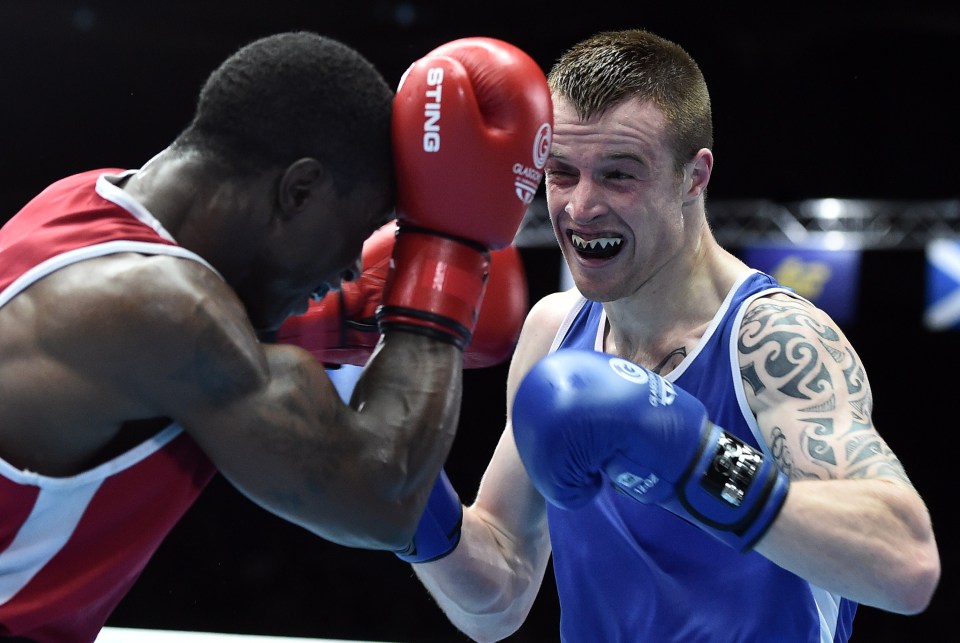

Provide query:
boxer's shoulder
left=524, top=288, right=585, bottom=339
left=22, top=253, right=258, bottom=394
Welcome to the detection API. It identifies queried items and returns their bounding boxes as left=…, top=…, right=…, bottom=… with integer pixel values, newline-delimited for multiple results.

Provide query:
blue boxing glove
left=512, top=349, right=789, bottom=552
left=395, top=469, right=463, bottom=563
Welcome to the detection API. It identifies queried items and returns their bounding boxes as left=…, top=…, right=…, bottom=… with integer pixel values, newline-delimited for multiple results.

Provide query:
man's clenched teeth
left=570, top=232, right=623, bottom=258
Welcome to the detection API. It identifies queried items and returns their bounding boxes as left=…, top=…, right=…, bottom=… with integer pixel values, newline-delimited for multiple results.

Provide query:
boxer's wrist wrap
left=395, top=469, right=463, bottom=563
left=377, top=229, right=490, bottom=350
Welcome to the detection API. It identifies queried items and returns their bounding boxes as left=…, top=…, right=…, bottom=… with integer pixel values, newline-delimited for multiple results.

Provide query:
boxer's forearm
left=412, top=506, right=550, bottom=642
left=754, top=478, right=940, bottom=615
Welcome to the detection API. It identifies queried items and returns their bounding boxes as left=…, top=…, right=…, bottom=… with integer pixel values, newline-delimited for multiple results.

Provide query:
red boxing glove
left=274, top=222, right=394, bottom=366
left=380, top=37, right=552, bottom=348
left=275, top=221, right=528, bottom=369
left=393, top=37, right=553, bottom=248
left=467, top=240, right=527, bottom=368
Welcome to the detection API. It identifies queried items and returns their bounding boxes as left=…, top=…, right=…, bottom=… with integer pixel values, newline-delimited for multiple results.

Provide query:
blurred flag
left=740, top=244, right=862, bottom=326
left=924, top=238, right=960, bottom=331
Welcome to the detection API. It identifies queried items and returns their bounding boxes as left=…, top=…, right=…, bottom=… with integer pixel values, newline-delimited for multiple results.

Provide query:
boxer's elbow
left=862, top=506, right=941, bottom=615
left=338, top=516, right=416, bottom=552
left=363, top=495, right=422, bottom=552
left=887, top=490, right=942, bottom=614
left=335, top=460, right=430, bottom=551
left=889, top=543, right=941, bottom=614
left=258, top=460, right=424, bottom=551
left=444, top=599, right=530, bottom=643
left=299, top=491, right=419, bottom=552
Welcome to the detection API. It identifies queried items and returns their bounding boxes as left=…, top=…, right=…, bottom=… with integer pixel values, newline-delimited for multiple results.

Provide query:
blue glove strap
left=676, top=425, right=789, bottom=552
left=610, top=424, right=789, bottom=553
left=395, top=469, right=463, bottom=563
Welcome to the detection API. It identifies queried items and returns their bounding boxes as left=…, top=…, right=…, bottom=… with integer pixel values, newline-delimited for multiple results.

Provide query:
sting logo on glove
left=421, top=67, right=444, bottom=152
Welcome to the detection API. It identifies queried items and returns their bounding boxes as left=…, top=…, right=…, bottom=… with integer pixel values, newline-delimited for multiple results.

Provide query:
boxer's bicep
left=739, top=294, right=909, bottom=485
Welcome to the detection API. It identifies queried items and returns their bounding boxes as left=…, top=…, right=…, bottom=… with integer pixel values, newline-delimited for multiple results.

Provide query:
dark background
left=2, top=1, right=957, bottom=641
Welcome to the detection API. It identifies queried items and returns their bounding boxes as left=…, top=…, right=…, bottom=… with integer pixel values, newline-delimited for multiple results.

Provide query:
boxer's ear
left=276, top=158, right=328, bottom=218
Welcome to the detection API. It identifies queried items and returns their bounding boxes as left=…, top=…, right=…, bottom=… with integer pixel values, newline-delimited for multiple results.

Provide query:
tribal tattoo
left=738, top=298, right=909, bottom=484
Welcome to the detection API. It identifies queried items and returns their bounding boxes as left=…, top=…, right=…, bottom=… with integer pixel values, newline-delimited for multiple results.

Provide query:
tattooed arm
left=739, top=293, right=940, bottom=614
